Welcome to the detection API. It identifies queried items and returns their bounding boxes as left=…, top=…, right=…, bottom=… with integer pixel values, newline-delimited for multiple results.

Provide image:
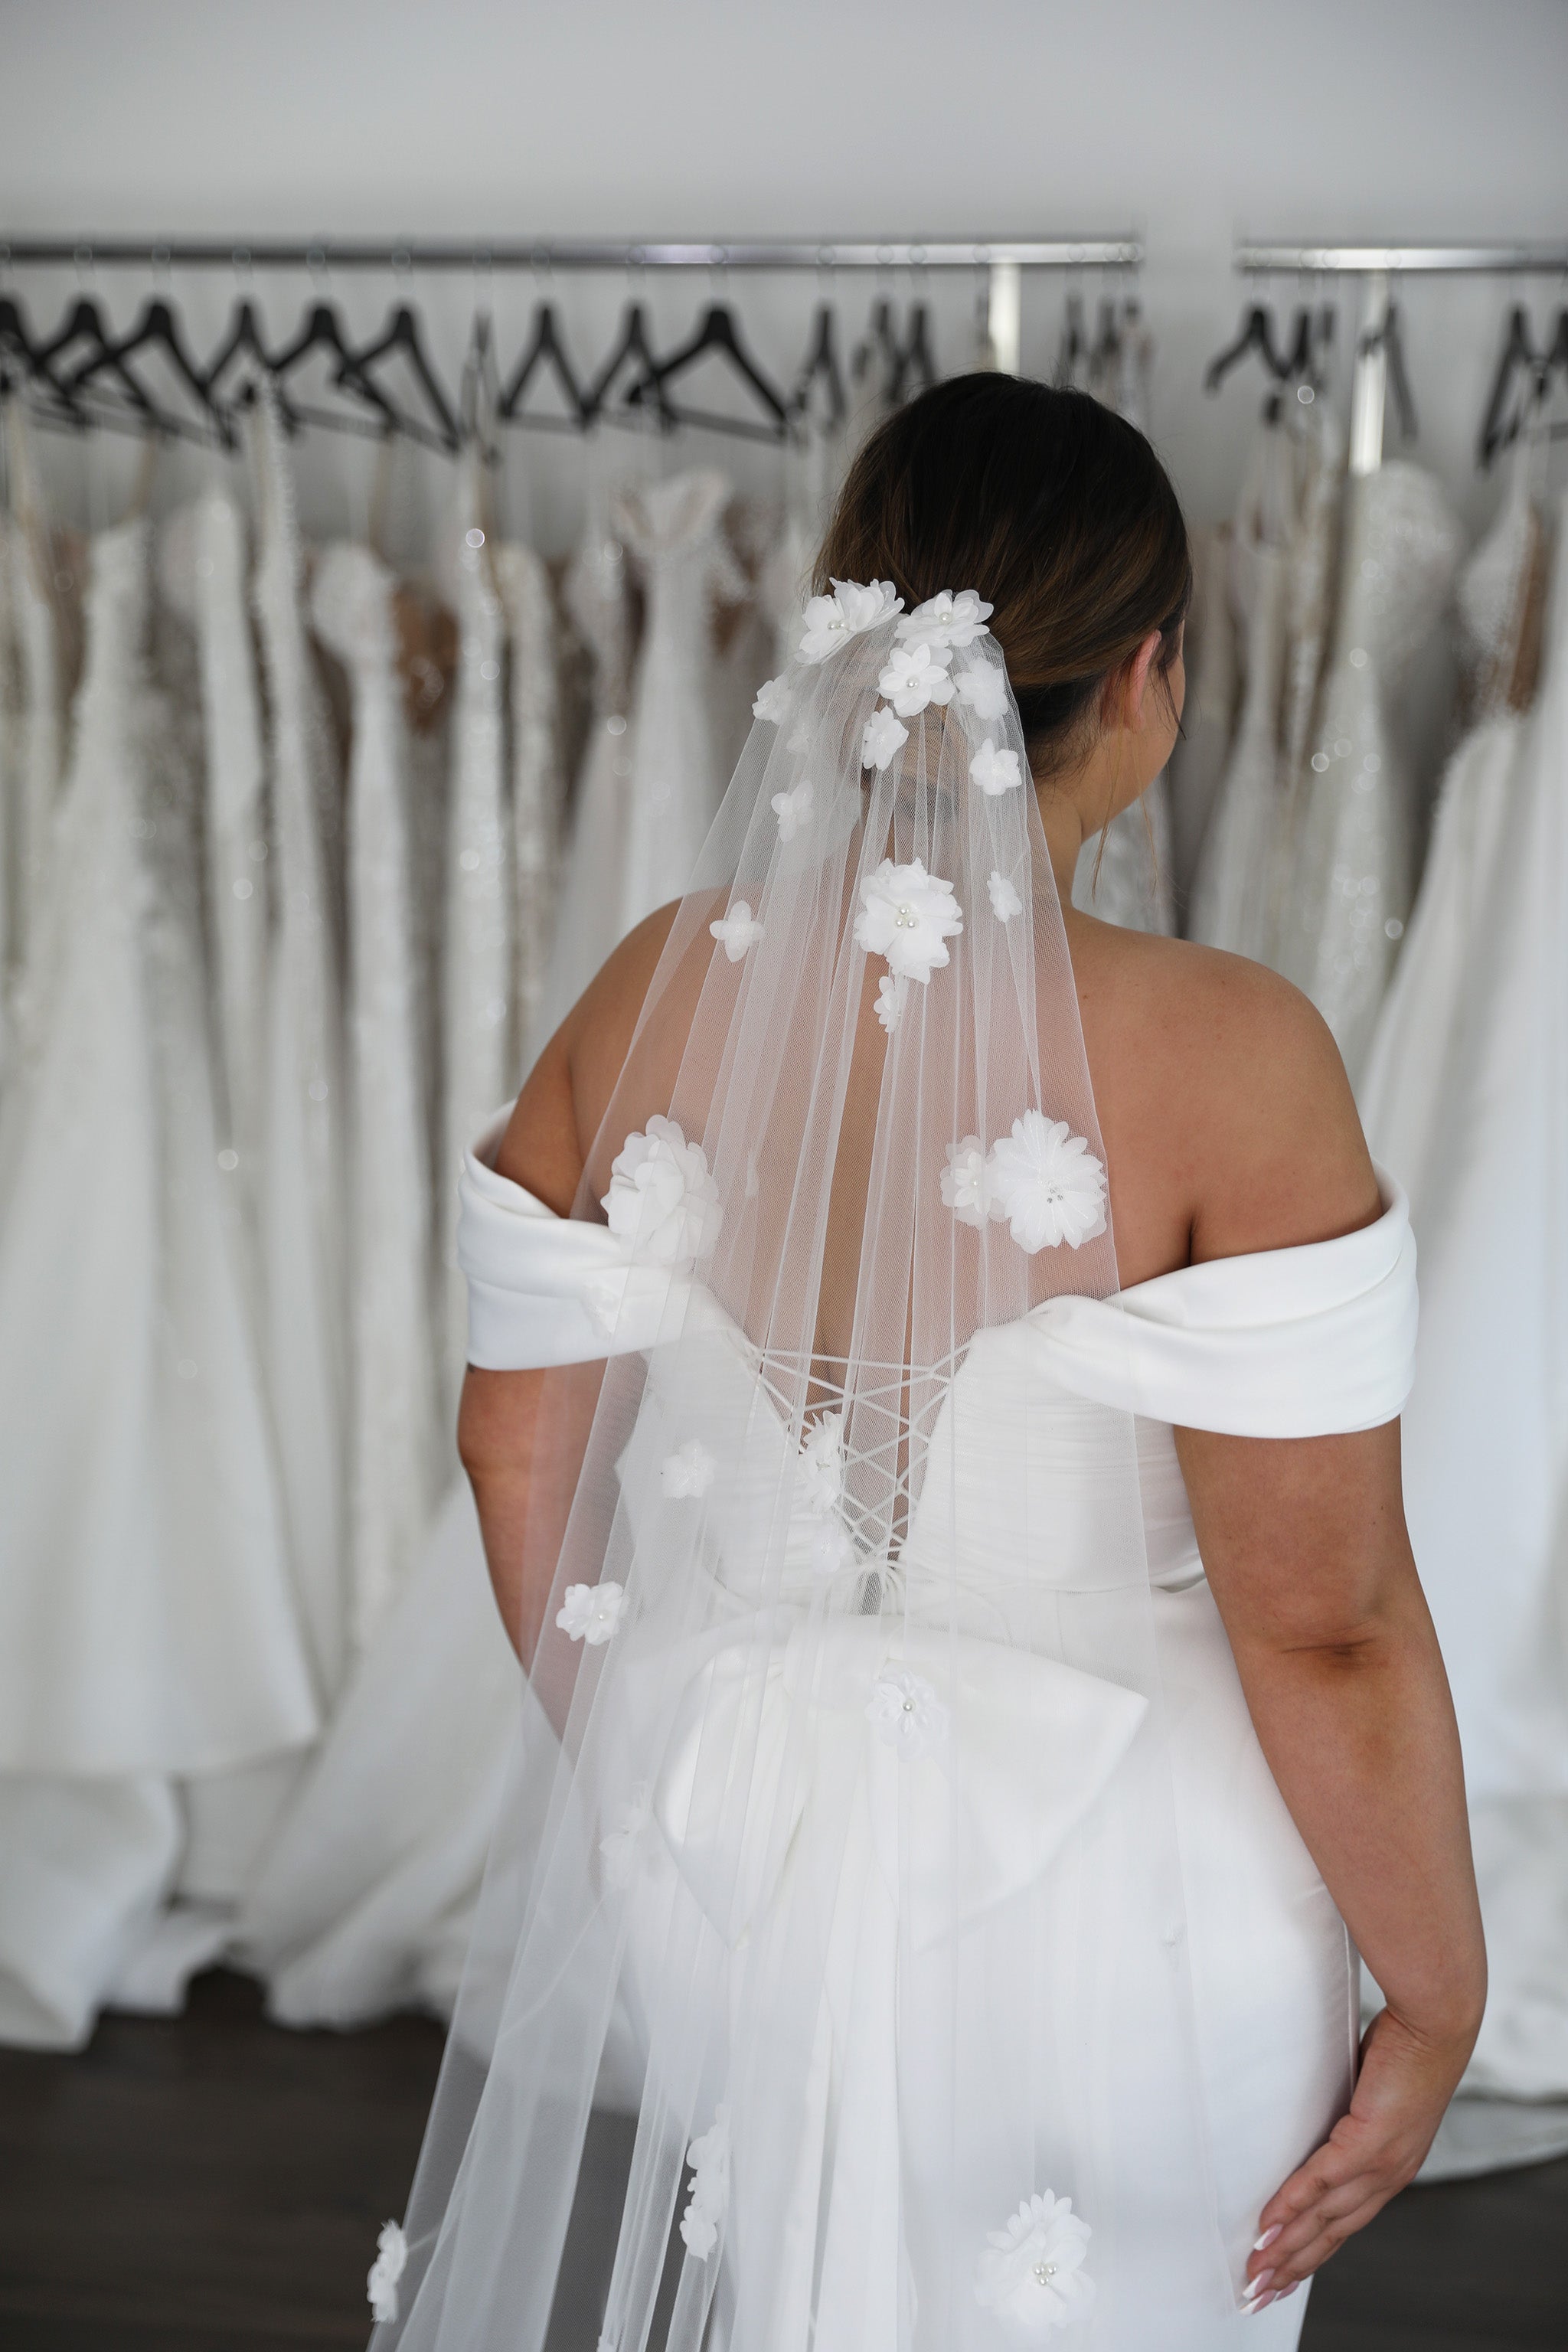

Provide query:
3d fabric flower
left=867, top=1665, right=950, bottom=1759
left=599, top=1785, right=652, bottom=1890
left=752, top=674, right=790, bottom=723
left=854, top=858, right=963, bottom=983
left=862, top=705, right=910, bottom=773
left=877, top=639, right=956, bottom=718
left=971, top=737, right=1023, bottom=796
left=974, top=2191, right=1095, bottom=2331
left=941, top=1136, right=993, bottom=1230
left=680, top=2106, right=731, bottom=2259
left=798, top=578, right=902, bottom=662
left=603, top=1116, right=723, bottom=1266
left=988, top=870, right=1023, bottom=922
left=771, top=779, right=814, bottom=841
left=710, top=900, right=764, bottom=962
left=368, top=2222, right=408, bottom=2325
left=556, top=1581, right=627, bottom=1645
left=956, top=658, right=1011, bottom=722
left=876, top=972, right=908, bottom=1034
left=800, top=1410, right=845, bottom=1515
left=986, top=1112, right=1107, bottom=1253
left=897, top=588, right=994, bottom=648
left=661, top=1439, right=717, bottom=1499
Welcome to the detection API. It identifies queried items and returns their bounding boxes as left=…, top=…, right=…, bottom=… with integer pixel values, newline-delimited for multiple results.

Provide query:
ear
left=1121, top=630, right=1164, bottom=730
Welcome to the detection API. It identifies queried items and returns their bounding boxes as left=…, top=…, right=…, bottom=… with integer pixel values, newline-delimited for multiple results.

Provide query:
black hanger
left=626, top=302, right=788, bottom=443
left=499, top=301, right=589, bottom=431
left=852, top=297, right=902, bottom=408
left=1203, top=302, right=1289, bottom=394
left=23, top=294, right=164, bottom=430
left=788, top=301, right=848, bottom=433
left=60, top=296, right=224, bottom=446
left=1055, top=290, right=1088, bottom=388
left=348, top=302, right=460, bottom=452
left=263, top=299, right=403, bottom=440
left=1361, top=303, right=1417, bottom=445
left=204, top=298, right=277, bottom=419
left=1477, top=305, right=1540, bottom=469
left=891, top=302, right=937, bottom=404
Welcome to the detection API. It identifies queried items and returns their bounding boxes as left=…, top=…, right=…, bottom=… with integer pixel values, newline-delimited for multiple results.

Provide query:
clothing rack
left=0, top=236, right=1143, bottom=381
left=1235, top=240, right=1568, bottom=475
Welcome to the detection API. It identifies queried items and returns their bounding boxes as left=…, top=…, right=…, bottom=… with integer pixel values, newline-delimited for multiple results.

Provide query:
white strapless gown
left=415, top=1135, right=1418, bottom=2351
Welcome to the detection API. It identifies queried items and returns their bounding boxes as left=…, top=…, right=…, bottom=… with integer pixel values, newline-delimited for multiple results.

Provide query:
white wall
left=3, top=0, right=1566, bottom=527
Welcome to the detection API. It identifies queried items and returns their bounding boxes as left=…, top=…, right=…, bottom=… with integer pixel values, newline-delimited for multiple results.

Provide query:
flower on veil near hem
left=862, top=705, right=910, bottom=773
left=661, top=1439, right=717, bottom=1499
left=877, top=638, right=956, bottom=718
left=812, top=1520, right=858, bottom=1578
left=974, top=2190, right=1095, bottom=2331
left=367, top=2220, right=408, bottom=2324
left=799, top=1410, right=846, bottom=1515
left=710, top=900, right=765, bottom=962
left=752, top=674, right=790, bottom=723
left=603, top=1117, right=723, bottom=1266
left=956, top=658, right=1011, bottom=723
left=854, top=858, right=964, bottom=984
left=867, top=1665, right=950, bottom=1759
left=680, top=2105, right=731, bottom=2259
left=988, top=871, right=1023, bottom=923
left=897, top=588, right=994, bottom=649
left=770, top=778, right=815, bottom=841
left=599, top=1784, right=652, bottom=1890
left=875, top=972, right=909, bottom=1034
left=941, top=1136, right=994, bottom=1230
left=986, top=1113, right=1108, bottom=1253
left=556, top=1580, right=627, bottom=1645
left=798, top=578, right=903, bottom=662
left=971, top=737, right=1024, bottom=797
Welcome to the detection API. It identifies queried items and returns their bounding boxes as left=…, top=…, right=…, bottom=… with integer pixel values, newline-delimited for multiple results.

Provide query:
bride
left=376, top=378, right=1483, bottom=2349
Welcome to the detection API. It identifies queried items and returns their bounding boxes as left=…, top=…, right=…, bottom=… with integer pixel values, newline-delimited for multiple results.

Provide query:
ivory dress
left=448, top=1142, right=1419, bottom=2351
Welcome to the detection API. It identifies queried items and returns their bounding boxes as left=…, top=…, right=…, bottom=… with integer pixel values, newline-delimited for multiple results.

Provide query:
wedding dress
left=312, top=542, right=438, bottom=1655
left=1071, top=779, right=1175, bottom=933
left=375, top=585, right=1415, bottom=2352
left=1361, top=486, right=1568, bottom=2166
left=2, top=408, right=67, bottom=1001
left=492, top=537, right=562, bottom=1075
left=1276, top=461, right=1462, bottom=1080
left=1166, top=523, right=1238, bottom=920
left=0, top=518, right=314, bottom=2047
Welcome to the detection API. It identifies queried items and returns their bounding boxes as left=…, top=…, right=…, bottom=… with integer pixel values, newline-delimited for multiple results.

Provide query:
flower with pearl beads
left=854, top=857, right=963, bottom=984
left=974, top=2190, right=1095, bottom=2331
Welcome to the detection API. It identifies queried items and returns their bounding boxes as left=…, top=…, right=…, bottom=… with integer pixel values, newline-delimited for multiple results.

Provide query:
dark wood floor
left=0, top=1970, right=1563, bottom=2350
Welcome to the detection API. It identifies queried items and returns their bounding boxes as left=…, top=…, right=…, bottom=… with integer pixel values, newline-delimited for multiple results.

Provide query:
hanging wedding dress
left=0, top=516, right=314, bottom=2047
left=1361, top=475, right=1568, bottom=2173
left=1275, top=460, right=1462, bottom=1080
left=1166, top=522, right=1238, bottom=921
left=250, top=397, right=349, bottom=1696
left=375, top=584, right=1416, bottom=2352
left=312, top=542, right=438, bottom=1655
left=492, top=536, right=561, bottom=1076
left=1071, top=776, right=1174, bottom=933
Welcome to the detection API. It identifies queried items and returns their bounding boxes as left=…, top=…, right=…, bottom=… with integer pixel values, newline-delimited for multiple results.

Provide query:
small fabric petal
left=867, top=1666, right=949, bottom=1758
left=896, top=588, right=994, bottom=648
left=770, top=779, right=815, bottom=841
left=800, top=1410, right=846, bottom=1515
left=877, top=639, right=956, bottom=719
left=862, top=705, right=910, bottom=773
left=799, top=578, right=902, bottom=662
left=556, top=1580, right=627, bottom=1645
left=752, top=674, right=790, bottom=723
left=599, top=1785, right=652, bottom=1889
left=971, top=738, right=1024, bottom=796
left=603, top=1116, right=723, bottom=1266
left=368, top=2221, right=408, bottom=2325
left=985, top=1112, right=1108, bottom=1253
left=710, top=900, right=765, bottom=962
left=854, top=857, right=964, bottom=984
left=661, top=1439, right=717, bottom=1499
left=974, top=2190, right=1095, bottom=2330
left=988, top=870, right=1023, bottom=922
left=941, top=1136, right=994, bottom=1230
left=956, top=658, right=1011, bottom=722
left=875, top=972, right=908, bottom=1034
left=680, top=2105, right=731, bottom=2259
left=812, top=1519, right=858, bottom=1577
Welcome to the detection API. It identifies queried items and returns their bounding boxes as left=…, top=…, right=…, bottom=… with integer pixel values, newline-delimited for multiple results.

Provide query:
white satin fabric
left=449, top=1137, right=1417, bottom=2350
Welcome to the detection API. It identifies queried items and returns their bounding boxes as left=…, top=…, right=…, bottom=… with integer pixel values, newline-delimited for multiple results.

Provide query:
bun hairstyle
left=815, top=375, right=1191, bottom=782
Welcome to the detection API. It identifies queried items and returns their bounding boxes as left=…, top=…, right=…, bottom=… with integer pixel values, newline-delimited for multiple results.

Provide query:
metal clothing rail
left=1236, top=240, right=1568, bottom=474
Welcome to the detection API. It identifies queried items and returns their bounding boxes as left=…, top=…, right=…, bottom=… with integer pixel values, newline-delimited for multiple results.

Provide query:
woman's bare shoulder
left=1072, top=920, right=1381, bottom=1266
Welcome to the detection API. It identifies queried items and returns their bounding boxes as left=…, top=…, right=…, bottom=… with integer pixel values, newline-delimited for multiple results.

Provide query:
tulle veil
left=372, top=582, right=1235, bottom=2347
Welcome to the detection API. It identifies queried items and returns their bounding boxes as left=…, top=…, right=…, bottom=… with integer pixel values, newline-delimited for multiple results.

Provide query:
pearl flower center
left=1034, top=2261, right=1057, bottom=2284
left=893, top=903, right=918, bottom=928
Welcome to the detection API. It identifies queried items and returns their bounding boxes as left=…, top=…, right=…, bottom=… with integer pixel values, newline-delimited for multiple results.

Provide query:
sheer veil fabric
left=378, top=586, right=1242, bottom=2348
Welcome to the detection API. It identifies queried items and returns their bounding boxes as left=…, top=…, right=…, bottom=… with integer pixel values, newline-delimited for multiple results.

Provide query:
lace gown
left=1276, top=462, right=1462, bottom=1080
left=0, top=519, right=315, bottom=2047
left=492, top=539, right=562, bottom=1076
left=1167, top=522, right=1239, bottom=921
left=449, top=1137, right=1418, bottom=2351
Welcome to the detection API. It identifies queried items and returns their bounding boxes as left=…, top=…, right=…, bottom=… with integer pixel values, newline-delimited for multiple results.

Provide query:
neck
left=1036, top=780, right=1088, bottom=910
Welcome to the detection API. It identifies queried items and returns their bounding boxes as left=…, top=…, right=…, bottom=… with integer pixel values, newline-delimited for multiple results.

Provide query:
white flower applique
left=974, top=2190, right=1095, bottom=2331
left=752, top=674, right=790, bottom=724
left=854, top=858, right=964, bottom=984
left=799, top=1410, right=845, bottom=1514
left=367, top=2220, right=408, bottom=2325
left=600, top=1783, right=652, bottom=1890
left=897, top=588, right=994, bottom=649
left=867, top=1665, right=950, bottom=1759
left=877, top=638, right=956, bottom=718
left=861, top=705, right=910, bottom=773
left=680, top=2105, right=732, bottom=2259
left=710, top=900, right=765, bottom=962
left=956, top=658, right=1011, bottom=723
left=661, top=1439, right=717, bottom=1499
left=988, top=870, right=1023, bottom=922
left=986, top=1112, right=1108, bottom=1253
left=940, top=1136, right=992, bottom=1230
left=770, top=778, right=815, bottom=841
left=799, top=578, right=903, bottom=663
left=970, top=737, right=1023, bottom=797
left=557, top=1580, right=627, bottom=1645
left=875, top=972, right=909, bottom=1034
left=603, top=1116, right=724, bottom=1266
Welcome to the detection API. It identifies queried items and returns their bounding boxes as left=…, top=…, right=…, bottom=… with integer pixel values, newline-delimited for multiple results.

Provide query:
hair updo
left=814, top=374, right=1191, bottom=779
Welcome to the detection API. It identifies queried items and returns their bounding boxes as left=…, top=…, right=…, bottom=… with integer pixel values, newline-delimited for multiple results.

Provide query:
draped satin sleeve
left=1028, top=1174, right=1417, bottom=1439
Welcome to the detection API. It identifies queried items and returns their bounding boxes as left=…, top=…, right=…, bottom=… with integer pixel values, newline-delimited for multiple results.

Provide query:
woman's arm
left=1178, top=1416, right=1485, bottom=2309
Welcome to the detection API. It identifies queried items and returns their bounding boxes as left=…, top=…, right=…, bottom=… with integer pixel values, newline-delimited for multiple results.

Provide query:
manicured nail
left=1280, top=2282, right=1302, bottom=2298
left=1253, top=2226, right=1282, bottom=2251
left=1249, top=2292, right=1278, bottom=2312
left=1249, top=2269, right=1276, bottom=2295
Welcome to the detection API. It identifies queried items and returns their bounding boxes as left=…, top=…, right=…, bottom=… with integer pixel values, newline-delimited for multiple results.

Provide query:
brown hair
left=815, top=374, right=1191, bottom=779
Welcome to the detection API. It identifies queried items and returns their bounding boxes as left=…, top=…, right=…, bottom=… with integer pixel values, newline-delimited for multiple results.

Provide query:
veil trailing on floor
left=375, top=583, right=1232, bottom=2347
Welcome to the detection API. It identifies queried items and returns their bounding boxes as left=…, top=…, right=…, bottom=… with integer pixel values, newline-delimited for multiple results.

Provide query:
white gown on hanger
left=2, top=408, right=67, bottom=1008
left=1361, top=492, right=1568, bottom=2161
left=1167, top=522, right=1239, bottom=921
left=313, top=544, right=438, bottom=1655
left=492, top=539, right=562, bottom=1076
left=0, top=519, right=314, bottom=2047
left=1071, top=778, right=1175, bottom=934
left=450, top=1138, right=1419, bottom=2352
left=1276, top=461, right=1462, bottom=1080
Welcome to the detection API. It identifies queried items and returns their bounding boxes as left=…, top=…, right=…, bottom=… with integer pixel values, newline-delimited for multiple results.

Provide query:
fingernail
left=1253, top=2226, right=1282, bottom=2251
left=1250, top=2291, right=1278, bottom=2312
left=1280, top=2282, right=1302, bottom=2298
left=1249, top=2269, right=1276, bottom=2295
